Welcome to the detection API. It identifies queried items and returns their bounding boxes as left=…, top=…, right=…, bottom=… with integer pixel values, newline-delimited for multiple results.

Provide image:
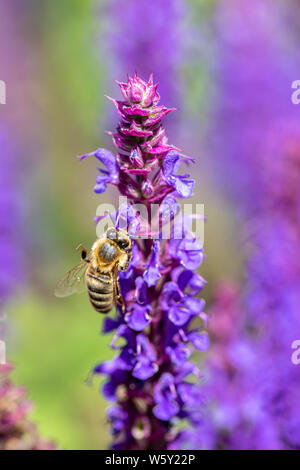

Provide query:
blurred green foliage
left=9, top=293, right=112, bottom=450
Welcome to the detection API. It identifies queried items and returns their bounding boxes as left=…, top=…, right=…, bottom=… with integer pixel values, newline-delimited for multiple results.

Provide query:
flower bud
left=141, top=178, right=154, bottom=198
left=129, top=147, right=144, bottom=168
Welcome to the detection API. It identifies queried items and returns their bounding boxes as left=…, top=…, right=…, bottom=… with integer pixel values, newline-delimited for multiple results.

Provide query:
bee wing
left=54, top=260, right=88, bottom=298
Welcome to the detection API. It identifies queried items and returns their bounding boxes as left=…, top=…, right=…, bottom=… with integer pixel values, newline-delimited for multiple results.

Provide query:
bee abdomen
left=86, top=271, right=113, bottom=314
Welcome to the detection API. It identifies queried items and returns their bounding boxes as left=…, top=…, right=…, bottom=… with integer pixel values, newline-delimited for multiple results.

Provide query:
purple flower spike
left=82, top=74, right=207, bottom=450
left=197, top=0, right=300, bottom=451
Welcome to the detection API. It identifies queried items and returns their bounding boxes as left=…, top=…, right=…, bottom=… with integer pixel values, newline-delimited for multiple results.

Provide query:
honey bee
left=55, top=227, right=132, bottom=314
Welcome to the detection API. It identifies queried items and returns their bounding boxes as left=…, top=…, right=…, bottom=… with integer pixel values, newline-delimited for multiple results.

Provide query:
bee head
left=106, top=227, right=131, bottom=251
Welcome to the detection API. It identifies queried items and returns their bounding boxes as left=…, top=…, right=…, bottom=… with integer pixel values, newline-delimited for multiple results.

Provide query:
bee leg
left=113, top=264, right=126, bottom=313
left=115, top=278, right=125, bottom=313
left=117, top=294, right=125, bottom=314
left=120, top=251, right=132, bottom=271
left=120, top=260, right=130, bottom=271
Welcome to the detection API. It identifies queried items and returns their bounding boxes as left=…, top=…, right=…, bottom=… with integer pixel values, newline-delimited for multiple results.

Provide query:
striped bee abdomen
left=86, top=270, right=114, bottom=314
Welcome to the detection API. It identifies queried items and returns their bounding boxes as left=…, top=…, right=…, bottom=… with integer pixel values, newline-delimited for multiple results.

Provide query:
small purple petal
left=153, top=399, right=179, bottom=421
left=125, top=304, right=151, bottom=331
left=174, top=177, right=194, bottom=199
left=143, top=240, right=163, bottom=287
left=168, top=305, right=191, bottom=326
left=132, top=357, right=158, bottom=380
left=162, top=151, right=180, bottom=177
left=188, top=331, right=210, bottom=351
